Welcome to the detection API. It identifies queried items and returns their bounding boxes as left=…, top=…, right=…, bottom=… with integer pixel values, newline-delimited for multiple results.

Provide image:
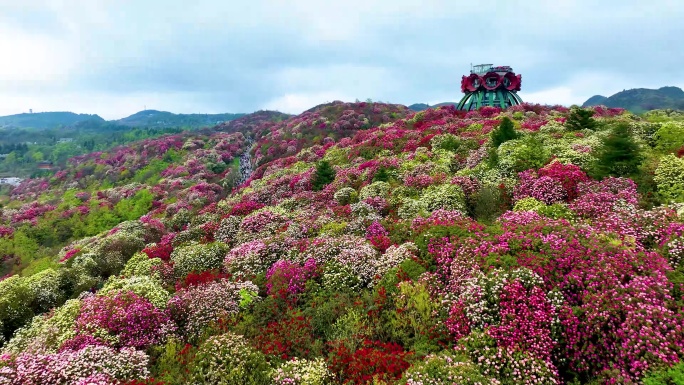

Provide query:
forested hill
left=583, top=86, right=684, bottom=112
left=114, top=110, right=246, bottom=128
left=0, top=112, right=104, bottom=129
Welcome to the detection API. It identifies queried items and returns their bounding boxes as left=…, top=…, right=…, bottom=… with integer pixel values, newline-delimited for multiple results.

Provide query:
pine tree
left=566, top=108, right=597, bottom=131
left=312, top=160, right=336, bottom=191
left=373, top=167, right=390, bottom=182
left=491, top=117, right=518, bottom=148
left=593, top=122, right=643, bottom=178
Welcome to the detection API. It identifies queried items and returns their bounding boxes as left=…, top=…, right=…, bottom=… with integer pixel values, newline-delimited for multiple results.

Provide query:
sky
left=0, top=0, right=682, bottom=120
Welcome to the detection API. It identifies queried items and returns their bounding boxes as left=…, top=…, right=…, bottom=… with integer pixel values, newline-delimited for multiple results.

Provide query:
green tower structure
left=457, top=64, right=523, bottom=111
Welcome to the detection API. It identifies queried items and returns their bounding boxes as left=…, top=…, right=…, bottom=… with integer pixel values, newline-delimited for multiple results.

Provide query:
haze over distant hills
left=0, top=110, right=246, bottom=130
left=582, top=86, right=684, bottom=113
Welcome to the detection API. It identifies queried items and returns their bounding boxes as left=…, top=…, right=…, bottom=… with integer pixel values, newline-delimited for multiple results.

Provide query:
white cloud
left=263, top=92, right=353, bottom=114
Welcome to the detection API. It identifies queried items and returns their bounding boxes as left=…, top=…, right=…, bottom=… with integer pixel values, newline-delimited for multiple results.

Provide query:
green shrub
left=593, top=122, right=643, bottom=178
left=497, top=136, right=551, bottom=173
left=654, top=121, right=684, bottom=153
left=401, top=351, right=499, bottom=385
left=312, top=161, right=336, bottom=191
left=643, top=362, right=684, bottom=385
left=171, top=242, right=229, bottom=278
left=190, top=332, right=271, bottom=385
left=359, top=181, right=391, bottom=201
left=100, top=276, right=170, bottom=308
left=566, top=107, right=597, bottom=131
left=513, top=197, right=545, bottom=212
left=491, top=117, right=519, bottom=148
left=654, top=155, right=684, bottom=203
left=334, top=187, right=358, bottom=205
left=420, top=184, right=466, bottom=213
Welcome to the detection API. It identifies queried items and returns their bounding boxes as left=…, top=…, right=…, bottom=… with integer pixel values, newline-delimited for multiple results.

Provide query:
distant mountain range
left=114, top=110, right=245, bottom=128
left=0, top=112, right=105, bottom=130
left=0, top=110, right=246, bottom=130
left=582, top=86, right=684, bottom=113
left=408, top=102, right=458, bottom=112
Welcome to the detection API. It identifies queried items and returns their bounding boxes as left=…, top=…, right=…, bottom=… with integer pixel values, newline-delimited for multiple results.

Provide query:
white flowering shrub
left=236, top=209, right=291, bottom=243
left=654, top=155, right=684, bottom=203
left=171, top=242, right=229, bottom=278
left=224, top=240, right=280, bottom=279
left=375, top=243, right=418, bottom=277
left=168, top=280, right=258, bottom=340
left=190, top=332, right=271, bottom=385
left=216, top=215, right=242, bottom=244
left=273, top=358, right=332, bottom=385
left=303, top=236, right=378, bottom=287
left=25, top=269, right=64, bottom=313
left=100, top=276, right=170, bottom=308
left=334, top=187, right=358, bottom=205
left=398, top=198, right=429, bottom=220
left=120, top=252, right=163, bottom=279
left=420, top=184, right=466, bottom=213
left=359, top=181, right=391, bottom=200
left=401, top=351, right=501, bottom=385
left=3, top=299, right=81, bottom=355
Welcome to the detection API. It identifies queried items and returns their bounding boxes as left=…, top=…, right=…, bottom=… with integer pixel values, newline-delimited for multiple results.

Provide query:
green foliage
left=566, top=108, right=597, bottom=131
left=654, top=121, right=684, bottom=153
left=171, top=242, right=229, bottom=278
left=334, top=187, right=358, bottom=205
left=497, top=136, right=551, bottom=173
left=654, top=155, right=684, bottom=203
left=491, top=117, right=519, bottom=148
left=401, top=351, right=498, bottom=385
left=151, top=337, right=195, bottom=385
left=373, top=167, right=391, bottom=182
left=100, top=276, right=170, bottom=308
left=312, top=161, right=336, bottom=191
left=120, top=252, right=164, bottom=278
left=642, top=362, right=684, bottom=385
left=472, top=184, right=509, bottom=223
left=513, top=197, right=545, bottom=212
left=0, top=276, right=35, bottom=344
left=420, top=184, right=466, bottom=213
left=360, top=181, right=391, bottom=201
left=593, top=122, right=643, bottom=178
left=384, top=281, right=444, bottom=354
left=190, top=332, right=272, bottom=385
left=114, top=189, right=154, bottom=221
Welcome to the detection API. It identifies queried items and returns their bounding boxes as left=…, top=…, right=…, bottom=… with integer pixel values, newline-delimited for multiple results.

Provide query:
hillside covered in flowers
left=1, top=101, right=684, bottom=384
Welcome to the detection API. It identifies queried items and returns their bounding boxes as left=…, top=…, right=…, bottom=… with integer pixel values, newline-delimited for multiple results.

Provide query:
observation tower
left=457, top=64, right=523, bottom=110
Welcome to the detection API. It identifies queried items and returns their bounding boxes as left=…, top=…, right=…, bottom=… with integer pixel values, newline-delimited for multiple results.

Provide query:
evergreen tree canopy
left=593, top=122, right=643, bottom=178
left=566, top=108, right=597, bottom=131
left=312, top=160, right=336, bottom=191
left=491, top=117, right=519, bottom=148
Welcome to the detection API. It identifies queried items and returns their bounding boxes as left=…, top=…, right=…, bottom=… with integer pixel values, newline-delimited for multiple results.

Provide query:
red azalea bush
left=328, top=340, right=412, bottom=384
left=253, top=312, right=318, bottom=360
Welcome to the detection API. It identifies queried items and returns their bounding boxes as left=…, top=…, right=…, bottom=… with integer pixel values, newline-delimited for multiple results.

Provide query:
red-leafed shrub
left=177, top=269, right=231, bottom=290
left=142, top=243, right=174, bottom=261
left=328, top=340, right=412, bottom=384
left=254, top=312, right=318, bottom=360
left=230, top=200, right=265, bottom=216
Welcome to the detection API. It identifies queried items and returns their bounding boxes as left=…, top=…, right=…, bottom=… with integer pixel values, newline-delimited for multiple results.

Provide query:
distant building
left=37, top=161, right=54, bottom=170
left=0, top=154, right=8, bottom=159
left=57, top=138, right=74, bottom=143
